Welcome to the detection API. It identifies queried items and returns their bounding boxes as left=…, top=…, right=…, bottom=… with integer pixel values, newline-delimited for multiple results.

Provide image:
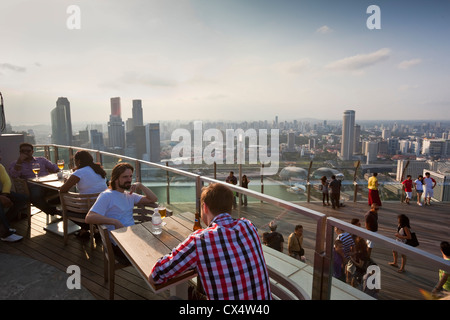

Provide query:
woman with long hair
left=389, top=214, right=412, bottom=273
left=60, top=150, right=107, bottom=194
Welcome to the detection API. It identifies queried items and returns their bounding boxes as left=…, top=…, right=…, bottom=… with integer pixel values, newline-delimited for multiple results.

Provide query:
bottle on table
left=151, top=208, right=162, bottom=235
left=193, top=212, right=202, bottom=231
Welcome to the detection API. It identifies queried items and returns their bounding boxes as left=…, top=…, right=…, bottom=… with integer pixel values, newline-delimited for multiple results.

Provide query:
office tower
left=107, top=97, right=125, bottom=149
left=340, top=110, right=355, bottom=160
left=288, top=132, right=295, bottom=150
left=354, top=124, right=361, bottom=154
left=364, top=141, right=378, bottom=163
left=110, top=97, right=121, bottom=117
left=89, top=129, right=104, bottom=151
left=144, top=123, right=161, bottom=163
left=51, top=97, right=73, bottom=146
left=382, top=129, right=391, bottom=140
left=132, top=100, right=143, bottom=127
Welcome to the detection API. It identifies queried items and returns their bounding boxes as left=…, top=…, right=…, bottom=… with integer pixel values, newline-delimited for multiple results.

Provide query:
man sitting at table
left=85, top=162, right=158, bottom=262
left=150, top=183, right=272, bottom=300
left=8, top=143, right=60, bottom=216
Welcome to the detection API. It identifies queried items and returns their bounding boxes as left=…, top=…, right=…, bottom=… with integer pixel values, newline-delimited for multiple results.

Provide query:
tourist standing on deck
left=389, top=214, right=412, bottom=273
left=368, top=172, right=382, bottom=207
left=320, top=176, right=330, bottom=206
left=423, top=172, right=436, bottom=206
left=414, top=175, right=424, bottom=206
left=329, top=175, right=340, bottom=209
left=402, top=175, right=413, bottom=205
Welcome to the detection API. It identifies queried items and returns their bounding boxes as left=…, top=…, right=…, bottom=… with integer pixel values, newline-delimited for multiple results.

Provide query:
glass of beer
left=57, top=159, right=65, bottom=171
left=32, top=162, right=40, bottom=180
left=158, top=203, right=167, bottom=219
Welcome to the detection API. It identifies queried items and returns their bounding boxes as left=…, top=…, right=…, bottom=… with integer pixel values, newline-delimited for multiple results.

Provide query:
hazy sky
left=1, top=0, right=449, bottom=126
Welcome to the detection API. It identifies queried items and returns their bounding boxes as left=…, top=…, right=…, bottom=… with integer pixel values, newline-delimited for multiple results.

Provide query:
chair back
left=267, top=265, right=310, bottom=300
left=59, top=192, right=100, bottom=218
left=11, top=178, right=30, bottom=196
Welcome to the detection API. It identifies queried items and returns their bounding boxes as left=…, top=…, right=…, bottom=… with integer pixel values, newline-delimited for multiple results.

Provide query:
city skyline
left=1, top=0, right=450, bottom=126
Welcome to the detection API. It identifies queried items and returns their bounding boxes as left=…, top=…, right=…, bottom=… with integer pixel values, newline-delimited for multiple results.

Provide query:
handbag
left=406, top=231, right=419, bottom=247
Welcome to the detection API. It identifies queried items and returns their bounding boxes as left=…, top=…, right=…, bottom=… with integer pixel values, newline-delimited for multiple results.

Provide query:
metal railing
left=35, top=144, right=450, bottom=300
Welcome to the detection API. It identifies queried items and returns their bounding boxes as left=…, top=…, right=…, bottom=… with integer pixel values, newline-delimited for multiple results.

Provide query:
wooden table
left=28, top=173, right=80, bottom=236
left=27, top=173, right=64, bottom=190
left=110, top=212, right=197, bottom=299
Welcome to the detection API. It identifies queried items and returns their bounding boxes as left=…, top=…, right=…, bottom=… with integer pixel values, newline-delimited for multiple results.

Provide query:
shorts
left=424, top=188, right=434, bottom=198
left=405, top=192, right=412, bottom=199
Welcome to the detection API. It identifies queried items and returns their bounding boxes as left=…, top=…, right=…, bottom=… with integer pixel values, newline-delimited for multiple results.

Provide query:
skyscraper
left=51, top=97, right=73, bottom=146
left=340, top=110, right=355, bottom=160
left=132, top=99, right=143, bottom=127
left=144, top=123, right=161, bottom=163
left=107, top=97, right=125, bottom=149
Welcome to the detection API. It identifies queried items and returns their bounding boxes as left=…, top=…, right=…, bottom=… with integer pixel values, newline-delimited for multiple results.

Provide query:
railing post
left=307, top=161, right=313, bottom=203
left=69, top=148, right=74, bottom=169
left=214, top=162, right=217, bottom=180
left=53, top=146, right=59, bottom=163
left=311, top=215, right=330, bottom=300
left=135, top=160, right=141, bottom=183
left=260, top=163, right=264, bottom=203
left=195, top=176, right=202, bottom=217
left=353, top=160, right=360, bottom=202
left=166, top=161, right=170, bottom=204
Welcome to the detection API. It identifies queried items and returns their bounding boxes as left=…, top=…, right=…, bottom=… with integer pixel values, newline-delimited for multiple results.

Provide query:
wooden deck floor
left=0, top=200, right=448, bottom=300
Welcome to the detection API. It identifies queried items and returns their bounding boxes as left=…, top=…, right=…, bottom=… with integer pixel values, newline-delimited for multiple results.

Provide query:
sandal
left=397, top=269, right=405, bottom=273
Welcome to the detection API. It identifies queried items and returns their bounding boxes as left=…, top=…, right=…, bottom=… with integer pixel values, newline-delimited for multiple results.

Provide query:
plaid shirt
left=150, top=213, right=272, bottom=300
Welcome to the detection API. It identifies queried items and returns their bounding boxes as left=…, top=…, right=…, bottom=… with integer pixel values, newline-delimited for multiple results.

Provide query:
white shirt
left=73, top=166, right=107, bottom=194
left=414, top=179, right=423, bottom=191
left=90, top=189, right=144, bottom=234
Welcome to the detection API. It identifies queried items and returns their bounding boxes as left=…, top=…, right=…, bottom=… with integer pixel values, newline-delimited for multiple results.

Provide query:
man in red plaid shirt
left=150, top=183, right=272, bottom=300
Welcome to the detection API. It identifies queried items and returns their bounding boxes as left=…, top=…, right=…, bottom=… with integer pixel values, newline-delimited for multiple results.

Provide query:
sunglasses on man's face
left=20, top=149, right=33, bottom=153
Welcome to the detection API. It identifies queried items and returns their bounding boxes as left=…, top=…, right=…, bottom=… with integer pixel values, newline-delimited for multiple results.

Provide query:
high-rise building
left=132, top=99, right=143, bottom=127
left=107, top=97, right=125, bottom=149
left=340, top=110, right=355, bottom=160
left=51, top=97, right=73, bottom=146
left=353, top=124, right=361, bottom=154
left=144, top=123, right=161, bottom=163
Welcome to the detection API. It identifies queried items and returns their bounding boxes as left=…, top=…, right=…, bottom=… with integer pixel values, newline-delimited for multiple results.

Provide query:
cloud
left=274, top=58, right=311, bottom=74
left=397, top=58, right=422, bottom=70
left=120, top=72, right=177, bottom=87
left=0, top=63, right=26, bottom=72
left=324, top=48, right=391, bottom=71
left=316, top=25, right=334, bottom=34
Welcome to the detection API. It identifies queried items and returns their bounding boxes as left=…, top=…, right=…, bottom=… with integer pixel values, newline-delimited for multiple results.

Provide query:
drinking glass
left=57, top=159, right=65, bottom=171
left=32, top=162, right=40, bottom=180
left=158, top=203, right=167, bottom=219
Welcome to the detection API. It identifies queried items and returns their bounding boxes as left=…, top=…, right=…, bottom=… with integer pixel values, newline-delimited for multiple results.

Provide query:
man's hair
left=110, top=162, right=134, bottom=190
left=441, top=241, right=450, bottom=256
left=201, top=183, right=233, bottom=215
left=295, top=225, right=303, bottom=231
left=19, top=142, right=33, bottom=151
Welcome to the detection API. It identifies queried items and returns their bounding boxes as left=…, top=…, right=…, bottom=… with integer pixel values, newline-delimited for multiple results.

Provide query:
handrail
left=34, top=144, right=450, bottom=300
